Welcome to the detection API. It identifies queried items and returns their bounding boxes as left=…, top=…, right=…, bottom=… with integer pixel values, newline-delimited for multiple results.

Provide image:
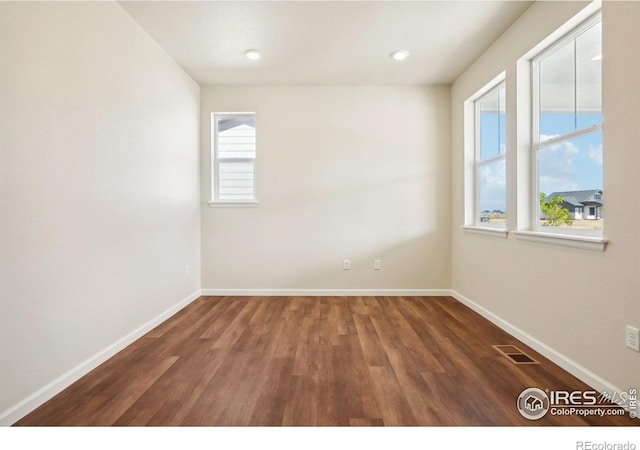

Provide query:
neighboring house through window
left=542, top=189, right=603, bottom=221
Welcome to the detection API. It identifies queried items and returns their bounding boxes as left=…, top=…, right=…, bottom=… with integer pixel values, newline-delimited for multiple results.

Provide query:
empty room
left=1, top=0, right=639, bottom=443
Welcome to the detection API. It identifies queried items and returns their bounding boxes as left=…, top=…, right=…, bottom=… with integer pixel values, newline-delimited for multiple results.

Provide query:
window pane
left=576, top=21, right=602, bottom=128
left=539, top=40, right=575, bottom=139
left=218, top=161, right=255, bottom=201
left=218, top=115, right=256, bottom=159
left=478, top=84, right=505, bottom=161
left=478, top=158, right=506, bottom=226
left=537, top=131, right=602, bottom=230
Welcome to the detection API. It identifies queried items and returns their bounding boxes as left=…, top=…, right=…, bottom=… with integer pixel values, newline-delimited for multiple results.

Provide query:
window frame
left=530, top=13, right=603, bottom=238
left=474, top=79, right=507, bottom=229
left=463, top=72, right=508, bottom=236
left=210, top=112, right=258, bottom=206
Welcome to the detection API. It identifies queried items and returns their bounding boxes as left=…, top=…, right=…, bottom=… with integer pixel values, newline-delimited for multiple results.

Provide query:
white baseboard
left=449, top=289, right=632, bottom=411
left=200, top=288, right=451, bottom=297
left=0, top=289, right=202, bottom=427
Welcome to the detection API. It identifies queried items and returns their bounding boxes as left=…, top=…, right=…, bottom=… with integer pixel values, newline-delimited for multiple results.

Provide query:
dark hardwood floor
left=14, top=296, right=637, bottom=426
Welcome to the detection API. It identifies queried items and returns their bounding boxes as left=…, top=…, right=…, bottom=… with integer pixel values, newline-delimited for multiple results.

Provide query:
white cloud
left=538, top=139, right=580, bottom=194
left=478, top=159, right=506, bottom=212
left=588, top=143, right=603, bottom=166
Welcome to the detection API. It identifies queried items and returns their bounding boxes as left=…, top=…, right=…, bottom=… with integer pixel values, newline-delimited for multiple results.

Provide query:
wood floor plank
left=279, top=375, right=317, bottom=426
left=335, top=334, right=384, bottom=422
left=352, top=314, right=390, bottom=368
left=66, top=355, right=178, bottom=426
left=198, top=297, right=250, bottom=340
left=348, top=296, right=370, bottom=316
left=248, top=357, right=295, bottom=426
left=113, top=339, right=214, bottom=426
left=332, top=296, right=357, bottom=336
left=179, top=346, right=255, bottom=425
left=382, top=346, right=448, bottom=425
left=14, top=296, right=638, bottom=427
left=349, top=418, right=385, bottom=426
left=273, top=317, right=303, bottom=360
left=373, top=296, right=446, bottom=373
left=367, top=365, right=418, bottom=426
left=144, top=296, right=221, bottom=339
left=313, top=335, right=340, bottom=426
left=146, top=347, right=228, bottom=426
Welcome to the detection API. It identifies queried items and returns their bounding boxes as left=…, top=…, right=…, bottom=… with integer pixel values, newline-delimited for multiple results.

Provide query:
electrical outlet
left=185, top=265, right=190, bottom=276
left=374, top=259, right=381, bottom=270
left=626, top=325, right=639, bottom=352
left=343, top=259, right=351, bottom=270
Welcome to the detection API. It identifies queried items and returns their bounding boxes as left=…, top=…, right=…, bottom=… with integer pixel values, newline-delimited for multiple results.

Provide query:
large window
left=532, top=15, right=602, bottom=236
left=211, top=112, right=257, bottom=204
left=473, top=80, right=507, bottom=228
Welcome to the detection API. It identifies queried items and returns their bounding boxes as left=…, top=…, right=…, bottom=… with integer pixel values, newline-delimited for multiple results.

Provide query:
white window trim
left=514, top=230, right=607, bottom=252
left=210, top=112, right=259, bottom=206
left=208, top=201, right=259, bottom=208
left=463, top=72, right=507, bottom=234
left=521, top=10, right=604, bottom=249
left=461, top=226, right=508, bottom=238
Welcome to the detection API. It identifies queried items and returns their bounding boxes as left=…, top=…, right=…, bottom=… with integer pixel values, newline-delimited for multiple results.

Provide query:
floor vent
left=493, top=345, right=539, bottom=365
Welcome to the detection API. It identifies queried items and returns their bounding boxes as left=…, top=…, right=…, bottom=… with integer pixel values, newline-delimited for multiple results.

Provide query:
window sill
left=461, top=226, right=508, bottom=238
left=208, top=201, right=259, bottom=208
left=513, top=230, right=607, bottom=251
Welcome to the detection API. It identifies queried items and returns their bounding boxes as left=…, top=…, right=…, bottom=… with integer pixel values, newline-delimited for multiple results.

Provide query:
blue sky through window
left=480, top=112, right=506, bottom=161
left=477, top=112, right=602, bottom=213
left=538, top=113, right=602, bottom=197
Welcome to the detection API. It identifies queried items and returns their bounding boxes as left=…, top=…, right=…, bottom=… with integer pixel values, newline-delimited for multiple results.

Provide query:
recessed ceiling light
left=390, top=50, right=410, bottom=61
left=244, top=49, right=262, bottom=61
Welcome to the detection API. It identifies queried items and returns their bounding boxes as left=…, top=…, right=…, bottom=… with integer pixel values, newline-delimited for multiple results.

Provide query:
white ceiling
left=120, top=0, right=533, bottom=86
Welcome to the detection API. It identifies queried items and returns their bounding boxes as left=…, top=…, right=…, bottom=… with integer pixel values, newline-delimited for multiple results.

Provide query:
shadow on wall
left=203, top=227, right=448, bottom=290
left=291, top=232, right=449, bottom=290
left=203, top=168, right=449, bottom=289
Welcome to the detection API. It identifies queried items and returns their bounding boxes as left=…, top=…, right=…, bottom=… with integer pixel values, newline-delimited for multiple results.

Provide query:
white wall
left=201, top=86, right=450, bottom=292
left=0, top=2, right=201, bottom=420
left=451, top=1, right=640, bottom=392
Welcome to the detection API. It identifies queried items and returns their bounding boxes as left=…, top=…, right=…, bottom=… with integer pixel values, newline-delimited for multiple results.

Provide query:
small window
left=211, top=113, right=257, bottom=204
left=533, top=15, right=602, bottom=236
left=473, top=80, right=507, bottom=228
